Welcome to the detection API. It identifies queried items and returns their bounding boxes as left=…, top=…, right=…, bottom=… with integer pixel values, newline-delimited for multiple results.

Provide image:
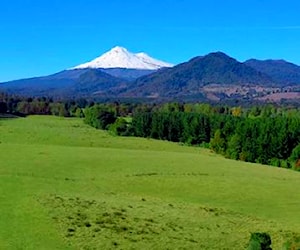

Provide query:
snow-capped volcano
left=72, top=46, right=174, bottom=70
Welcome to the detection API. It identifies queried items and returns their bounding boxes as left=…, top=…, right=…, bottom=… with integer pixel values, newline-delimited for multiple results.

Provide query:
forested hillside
left=84, top=103, right=300, bottom=171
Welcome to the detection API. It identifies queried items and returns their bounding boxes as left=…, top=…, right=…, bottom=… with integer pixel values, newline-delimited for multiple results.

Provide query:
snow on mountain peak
left=111, top=46, right=129, bottom=52
left=72, top=46, right=174, bottom=70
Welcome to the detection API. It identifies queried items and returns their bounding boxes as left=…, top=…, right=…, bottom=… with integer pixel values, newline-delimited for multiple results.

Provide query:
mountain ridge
left=120, top=52, right=274, bottom=98
left=245, top=59, right=300, bottom=85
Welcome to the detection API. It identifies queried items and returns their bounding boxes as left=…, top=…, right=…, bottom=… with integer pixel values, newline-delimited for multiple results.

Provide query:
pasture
left=0, top=116, right=300, bottom=249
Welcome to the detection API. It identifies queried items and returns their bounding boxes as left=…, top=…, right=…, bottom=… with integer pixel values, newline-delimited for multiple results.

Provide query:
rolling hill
left=0, top=116, right=300, bottom=249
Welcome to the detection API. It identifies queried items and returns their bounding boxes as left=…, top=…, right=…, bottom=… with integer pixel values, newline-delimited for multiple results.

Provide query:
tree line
left=0, top=93, right=138, bottom=118
left=0, top=93, right=88, bottom=117
left=83, top=102, right=300, bottom=171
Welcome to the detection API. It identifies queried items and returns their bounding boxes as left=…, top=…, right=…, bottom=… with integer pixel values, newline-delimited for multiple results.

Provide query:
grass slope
left=1, top=116, right=300, bottom=249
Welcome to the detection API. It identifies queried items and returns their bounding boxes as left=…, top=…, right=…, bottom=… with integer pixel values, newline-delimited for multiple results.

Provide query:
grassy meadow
left=1, top=116, right=300, bottom=249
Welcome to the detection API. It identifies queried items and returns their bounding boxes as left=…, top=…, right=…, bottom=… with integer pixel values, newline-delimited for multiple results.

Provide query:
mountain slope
left=0, top=69, right=126, bottom=97
left=100, top=68, right=156, bottom=81
left=122, top=52, right=274, bottom=98
left=245, top=59, right=300, bottom=85
left=72, top=46, right=174, bottom=70
left=69, top=69, right=126, bottom=96
left=0, top=70, right=81, bottom=96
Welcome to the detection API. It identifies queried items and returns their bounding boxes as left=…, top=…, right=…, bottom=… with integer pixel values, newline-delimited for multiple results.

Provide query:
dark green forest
left=84, top=102, right=300, bottom=171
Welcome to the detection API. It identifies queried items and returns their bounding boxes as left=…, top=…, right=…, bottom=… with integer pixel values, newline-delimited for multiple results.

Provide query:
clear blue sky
left=1, top=0, right=300, bottom=82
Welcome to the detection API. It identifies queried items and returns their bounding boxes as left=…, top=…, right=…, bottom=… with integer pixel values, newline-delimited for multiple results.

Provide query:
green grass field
left=1, top=116, right=300, bottom=249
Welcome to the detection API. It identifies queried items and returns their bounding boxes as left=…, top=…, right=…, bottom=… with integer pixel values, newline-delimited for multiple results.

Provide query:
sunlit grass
left=1, top=116, right=300, bottom=249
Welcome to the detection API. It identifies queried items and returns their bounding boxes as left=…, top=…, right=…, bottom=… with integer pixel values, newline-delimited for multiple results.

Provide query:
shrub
left=84, top=105, right=116, bottom=130
left=293, top=159, right=300, bottom=171
left=109, top=118, right=129, bottom=136
left=247, top=232, right=272, bottom=250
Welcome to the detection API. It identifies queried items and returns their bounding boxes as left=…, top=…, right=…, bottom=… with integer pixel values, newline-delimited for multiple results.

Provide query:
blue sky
left=1, top=0, right=300, bottom=82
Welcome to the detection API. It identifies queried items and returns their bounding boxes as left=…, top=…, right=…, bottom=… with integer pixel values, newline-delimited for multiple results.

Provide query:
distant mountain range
left=1, top=46, right=300, bottom=102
